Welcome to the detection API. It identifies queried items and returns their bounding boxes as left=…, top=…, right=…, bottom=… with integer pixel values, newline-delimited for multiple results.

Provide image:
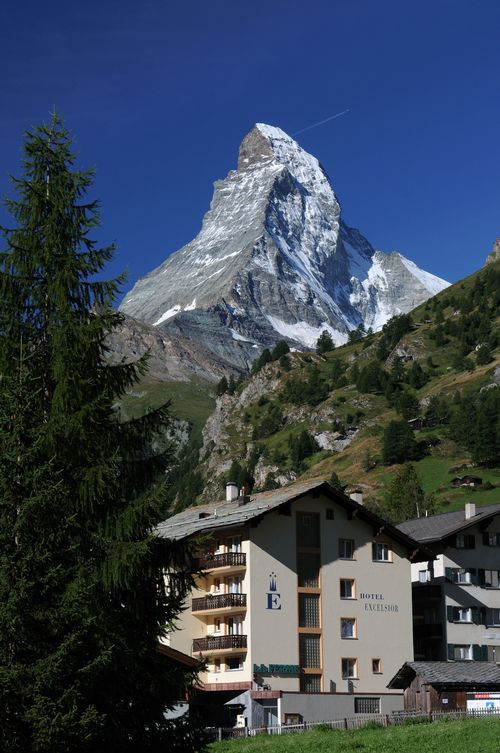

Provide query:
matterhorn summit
left=120, top=124, right=448, bottom=368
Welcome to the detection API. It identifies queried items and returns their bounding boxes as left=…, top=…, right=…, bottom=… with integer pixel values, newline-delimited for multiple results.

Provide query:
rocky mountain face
left=120, top=124, right=448, bottom=369
left=106, top=313, right=241, bottom=383
left=486, top=238, right=500, bottom=266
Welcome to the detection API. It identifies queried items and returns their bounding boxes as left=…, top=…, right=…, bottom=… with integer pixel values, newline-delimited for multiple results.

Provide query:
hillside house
left=451, top=476, right=483, bottom=488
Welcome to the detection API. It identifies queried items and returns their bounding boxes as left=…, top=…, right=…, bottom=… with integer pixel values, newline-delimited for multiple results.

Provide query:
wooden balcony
left=195, top=552, right=246, bottom=572
left=193, top=634, right=247, bottom=654
left=192, top=593, right=247, bottom=613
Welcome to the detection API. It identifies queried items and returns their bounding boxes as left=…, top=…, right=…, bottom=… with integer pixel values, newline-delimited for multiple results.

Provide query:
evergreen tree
left=384, top=463, right=430, bottom=522
left=382, top=420, right=418, bottom=464
left=251, top=347, right=272, bottom=374
left=328, top=471, right=344, bottom=492
left=0, top=115, right=203, bottom=752
left=271, top=340, right=290, bottom=360
left=396, top=390, right=420, bottom=421
left=227, top=373, right=237, bottom=395
left=216, top=375, right=228, bottom=396
left=316, top=330, right=334, bottom=354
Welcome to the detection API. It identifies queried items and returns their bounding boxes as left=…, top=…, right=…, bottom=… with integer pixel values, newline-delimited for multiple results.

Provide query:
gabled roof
left=397, top=502, right=500, bottom=544
left=388, top=661, right=500, bottom=689
left=157, top=479, right=434, bottom=561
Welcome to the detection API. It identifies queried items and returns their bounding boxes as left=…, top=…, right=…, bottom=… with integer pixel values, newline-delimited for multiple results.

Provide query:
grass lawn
left=209, top=716, right=500, bottom=753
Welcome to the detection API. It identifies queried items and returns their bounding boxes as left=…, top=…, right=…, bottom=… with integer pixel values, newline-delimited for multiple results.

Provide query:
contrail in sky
left=292, top=109, right=350, bottom=136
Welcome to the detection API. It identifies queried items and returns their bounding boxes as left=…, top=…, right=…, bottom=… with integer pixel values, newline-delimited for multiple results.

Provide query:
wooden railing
left=193, top=634, right=247, bottom=652
left=192, top=593, right=247, bottom=612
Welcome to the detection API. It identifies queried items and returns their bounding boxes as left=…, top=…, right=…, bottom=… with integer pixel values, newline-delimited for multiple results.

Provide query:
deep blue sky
left=1, top=0, right=499, bottom=301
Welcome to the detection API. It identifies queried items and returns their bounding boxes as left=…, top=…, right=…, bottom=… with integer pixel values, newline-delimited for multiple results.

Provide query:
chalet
left=451, top=476, right=483, bottom=488
left=388, top=661, right=500, bottom=712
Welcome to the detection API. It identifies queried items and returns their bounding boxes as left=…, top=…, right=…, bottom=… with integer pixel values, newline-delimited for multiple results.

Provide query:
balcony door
left=227, top=616, right=243, bottom=635
left=227, top=576, right=242, bottom=594
left=226, top=536, right=242, bottom=553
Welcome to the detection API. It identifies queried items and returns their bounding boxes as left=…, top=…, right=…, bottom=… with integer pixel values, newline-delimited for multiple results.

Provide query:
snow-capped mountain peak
left=120, top=124, right=448, bottom=368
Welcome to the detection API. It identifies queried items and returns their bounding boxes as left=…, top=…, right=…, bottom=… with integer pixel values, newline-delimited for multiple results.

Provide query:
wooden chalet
left=388, top=661, right=500, bottom=711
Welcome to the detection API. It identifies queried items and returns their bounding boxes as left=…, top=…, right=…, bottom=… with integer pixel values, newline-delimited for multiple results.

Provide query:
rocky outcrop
left=485, top=238, right=500, bottom=266
left=106, top=313, right=242, bottom=383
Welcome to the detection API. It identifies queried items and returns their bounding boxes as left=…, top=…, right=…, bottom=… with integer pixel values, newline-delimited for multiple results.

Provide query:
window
left=297, top=552, right=320, bottom=588
left=455, top=534, right=475, bottom=549
left=214, top=618, right=221, bottom=633
left=340, top=618, right=357, bottom=639
left=418, top=569, right=431, bottom=583
left=300, top=674, right=321, bottom=692
left=453, top=645, right=472, bottom=661
left=484, top=533, right=500, bottom=547
left=214, top=578, right=221, bottom=592
left=448, top=606, right=477, bottom=623
left=212, top=658, right=221, bottom=673
left=226, top=657, right=243, bottom=670
left=456, top=569, right=471, bottom=584
left=227, top=617, right=243, bottom=635
left=226, top=536, right=241, bottom=553
left=481, top=569, right=500, bottom=588
left=339, top=539, right=355, bottom=559
left=488, top=609, right=500, bottom=626
left=340, top=578, right=355, bottom=599
left=297, top=512, right=320, bottom=548
left=326, top=508, right=335, bottom=520
left=299, top=594, right=320, bottom=628
left=372, top=658, right=382, bottom=674
left=341, top=657, right=358, bottom=679
left=446, top=568, right=474, bottom=584
left=227, top=576, right=242, bottom=594
left=457, top=608, right=472, bottom=623
left=299, top=634, right=321, bottom=669
left=355, top=697, right=380, bottom=714
left=372, top=542, right=391, bottom=562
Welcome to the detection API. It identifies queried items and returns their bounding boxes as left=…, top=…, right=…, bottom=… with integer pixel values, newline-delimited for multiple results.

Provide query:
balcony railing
left=193, top=635, right=247, bottom=653
left=195, top=552, right=246, bottom=570
left=192, top=593, right=247, bottom=612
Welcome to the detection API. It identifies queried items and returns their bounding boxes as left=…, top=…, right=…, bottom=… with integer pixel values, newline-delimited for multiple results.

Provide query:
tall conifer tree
left=0, top=114, right=203, bottom=752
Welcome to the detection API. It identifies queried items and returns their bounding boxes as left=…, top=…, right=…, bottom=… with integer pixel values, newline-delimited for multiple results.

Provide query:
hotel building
left=158, top=479, right=431, bottom=726
left=398, top=502, right=500, bottom=664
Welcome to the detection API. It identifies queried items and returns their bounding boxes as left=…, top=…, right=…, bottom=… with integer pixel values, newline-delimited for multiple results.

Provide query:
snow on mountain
left=120, top=124, right=449, bottom=367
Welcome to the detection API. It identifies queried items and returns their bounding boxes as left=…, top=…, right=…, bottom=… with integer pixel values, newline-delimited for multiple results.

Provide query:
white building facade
left=399, top=502, right=500, bottom=664
left=159, top=480, right=431, bottom=726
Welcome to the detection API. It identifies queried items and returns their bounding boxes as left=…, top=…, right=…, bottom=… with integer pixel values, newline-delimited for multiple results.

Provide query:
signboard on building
left=467, top=692, right=500, bottom=711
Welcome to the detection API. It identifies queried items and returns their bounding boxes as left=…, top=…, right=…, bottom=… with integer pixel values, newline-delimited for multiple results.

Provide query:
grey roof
left=156, top=479, right=434, bottom=560
left=388, top=661, right=500, bottom=689
left=397, top=502, right=500, bottom=543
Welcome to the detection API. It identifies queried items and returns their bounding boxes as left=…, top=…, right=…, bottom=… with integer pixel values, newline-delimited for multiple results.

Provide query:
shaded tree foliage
left=0, top=115, right=204, bottom=753
left=382, top=420, right=418, bottom=464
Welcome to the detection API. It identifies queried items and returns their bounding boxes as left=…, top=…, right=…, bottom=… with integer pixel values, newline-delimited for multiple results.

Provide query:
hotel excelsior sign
left=360, top=592, right=400, bottom=613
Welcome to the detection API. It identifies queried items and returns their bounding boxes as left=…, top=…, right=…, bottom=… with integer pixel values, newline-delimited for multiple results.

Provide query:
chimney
left=465, top=502, right=476, bottom=520
left=238, top=486, right=251, bottom=506
left=350, top=490, right=363, bottom=505
left=226, top=482, right=238, bottom=503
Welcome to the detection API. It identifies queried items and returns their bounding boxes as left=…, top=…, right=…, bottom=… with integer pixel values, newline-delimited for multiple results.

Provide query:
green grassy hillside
left=191, top=259, right=500, bottom=515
